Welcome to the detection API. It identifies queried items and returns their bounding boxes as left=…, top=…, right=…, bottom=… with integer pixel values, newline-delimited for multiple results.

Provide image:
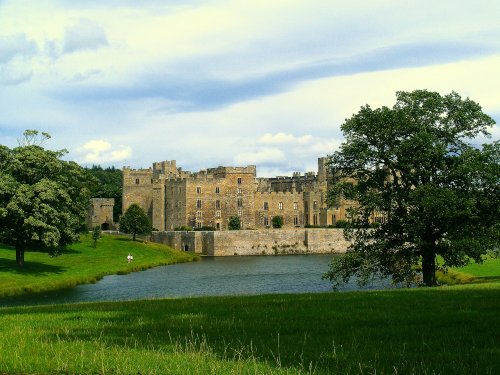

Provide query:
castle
left=122, top=157, right=351, bottom=231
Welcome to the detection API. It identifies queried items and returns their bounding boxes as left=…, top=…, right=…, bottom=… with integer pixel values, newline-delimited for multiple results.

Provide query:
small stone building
left=87, top=198, right=115, bottom=230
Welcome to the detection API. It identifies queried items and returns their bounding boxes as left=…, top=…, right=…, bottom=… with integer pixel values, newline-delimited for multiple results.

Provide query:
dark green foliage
left=334, top=220, right=348, bottom=228
left=119, top=204, right=152, bottom=241
left=228, top=216, right=241, bottom=230
left=193, top=226, right=215, bottom=231
left=174, top=226, right=192, bottom=231
left=87, top=165, right=122, bottom=222
left=271, top=215, right=283, bottom=228
left=92, top=225, right=101, bottom=248
left=0, top=130, right=92, bottom=267
left=325, top=90, right=499, bottom=287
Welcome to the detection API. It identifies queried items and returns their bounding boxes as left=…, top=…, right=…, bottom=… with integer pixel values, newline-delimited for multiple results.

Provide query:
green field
left=0, top=234, right=197, bottom=298
left=0, top=237, right=499, bottom=374
left=0, top=284, right=498, bottom=374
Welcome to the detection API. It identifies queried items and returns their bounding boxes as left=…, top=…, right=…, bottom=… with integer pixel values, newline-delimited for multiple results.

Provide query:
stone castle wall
left=151, top=228, right=349, bottom=256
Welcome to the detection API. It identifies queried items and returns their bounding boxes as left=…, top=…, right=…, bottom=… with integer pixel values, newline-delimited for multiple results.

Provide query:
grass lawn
left=0, top=284, right=498, bottom=374
left=0, top=239, right=498, bottom=374
left=0, top=234, right=197, bottom=298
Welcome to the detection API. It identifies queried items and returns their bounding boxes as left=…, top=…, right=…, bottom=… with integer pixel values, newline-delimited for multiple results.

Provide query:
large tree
left=0, top=131, right=92, bottom=267
left=324, top=90, right=499, bottom=287
left=119, top=204, right=152, bottom=241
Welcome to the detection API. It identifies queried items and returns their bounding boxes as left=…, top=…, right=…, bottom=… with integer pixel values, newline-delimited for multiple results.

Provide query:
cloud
left=63, top=19, right=109, bottom=54
left=0, top=34, right=37, bottom=63
left=234, top=148, right=285, bottom=166
left=70, top=69, right=102, bottom=82
left=77, top=139, right=132, bottom=164
left=259, top=133, right=313, bottom=145
left=53, top=39, right=500, bottom=112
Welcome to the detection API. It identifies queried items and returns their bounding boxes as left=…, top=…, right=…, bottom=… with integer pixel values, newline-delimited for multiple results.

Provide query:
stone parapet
left=151, top=228, right=349, bottom=256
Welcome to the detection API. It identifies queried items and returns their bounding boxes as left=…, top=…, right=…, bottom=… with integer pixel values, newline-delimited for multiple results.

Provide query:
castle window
left=197, top=200, right=202, bottom=209
left=264, top=216, right=269, bottom=226
left=215, top=200, right=221, bottom=209
left=238, top=209, right=243, bottom=217
left=313, top=201, right=318, bottom=210
left=196, top=222, right=203, bottom=228
left=135, top=178, right=139, bottom=184
left=237, top=198, right=243, bottom=208
left=215, top=187, right=220, bottom=194
left=216, top=210, right=221, bottom=218
left=264, top=202, right=269, bottom=210
left=278, top=202, right=283, bottom=210
left=294, top=215, right=299, bottom=225
left=305, top=201, right=309, bottom=212
left=196, top=187, right=202, bottom=194
left=237, top=188, right=242, bottom=194
left=196, top=211, right=202, bottom=219
left=313, top=214, right=318, bottom=225
left=151, top=179, right=153, bottom=184
left=293, top=202, right=298, bottom=210
left=237, top=177, right=242, bottom=185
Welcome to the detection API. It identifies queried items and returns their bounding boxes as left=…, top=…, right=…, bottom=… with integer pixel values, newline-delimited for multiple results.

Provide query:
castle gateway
left=122, top=157, right=350, bottom=231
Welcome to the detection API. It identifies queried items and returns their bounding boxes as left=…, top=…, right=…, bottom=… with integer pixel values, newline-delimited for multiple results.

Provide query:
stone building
left=87, top=198, right=115, bottom=230
left=122, top=157, right=352, bottom=231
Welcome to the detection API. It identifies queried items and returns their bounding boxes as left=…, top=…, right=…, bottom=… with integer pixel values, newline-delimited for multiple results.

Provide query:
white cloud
left=234, top=148, right=285, bottom=165
left=259, top=133, right=313, bottom=145
left=78, top=139, right=131, bottom=164
left=63, top=18, right=108, bottom=54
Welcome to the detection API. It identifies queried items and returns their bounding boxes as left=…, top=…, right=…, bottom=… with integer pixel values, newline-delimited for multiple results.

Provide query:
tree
left=324, top=90, right=499, bottom=287
left=119, top=204, right=152, bottom=241
left=92, top=225, right=102, bottom=248
left=0, top=131, right=92, bottom=267
left=272, top=215, right=283, bottom=228
left=228, top=216, right=241, bottom=230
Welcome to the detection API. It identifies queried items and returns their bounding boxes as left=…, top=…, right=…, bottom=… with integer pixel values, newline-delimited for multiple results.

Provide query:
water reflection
left=0, top=255, right=392, bottom=307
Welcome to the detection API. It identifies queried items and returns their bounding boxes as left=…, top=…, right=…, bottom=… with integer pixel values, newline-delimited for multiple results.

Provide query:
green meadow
left=0, top=235, right=498, bottom=374
left=0, top=234, right=197, bottom=298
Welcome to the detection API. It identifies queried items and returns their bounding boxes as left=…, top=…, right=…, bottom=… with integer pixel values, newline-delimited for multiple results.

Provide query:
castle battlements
left=123, top=156, right=342, bottom=231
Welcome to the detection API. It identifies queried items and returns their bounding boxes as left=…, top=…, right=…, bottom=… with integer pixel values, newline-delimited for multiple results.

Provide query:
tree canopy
left=119, top=204, right=152, bottom=241
left=0, top=130, right=92, bottom=267
left=324, top=90, right=499, bottom=287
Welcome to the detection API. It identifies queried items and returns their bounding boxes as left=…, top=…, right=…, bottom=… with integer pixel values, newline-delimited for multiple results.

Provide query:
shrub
left=272, top=216, right=283, bottom=228
left=228, top=216, right=241, bottom=230
left=335, top=220, right=348, bottom=228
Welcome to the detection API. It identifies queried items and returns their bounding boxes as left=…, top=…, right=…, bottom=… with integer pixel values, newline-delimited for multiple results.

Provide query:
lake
left=0, top=255, right=392, bottom=307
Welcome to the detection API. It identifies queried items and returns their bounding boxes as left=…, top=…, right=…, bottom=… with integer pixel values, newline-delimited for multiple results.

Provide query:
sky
left=1, top=0, right=499, bottom=177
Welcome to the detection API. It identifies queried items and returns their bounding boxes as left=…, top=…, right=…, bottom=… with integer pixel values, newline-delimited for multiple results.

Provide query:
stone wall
left=151, top=228, right=349, bottom=256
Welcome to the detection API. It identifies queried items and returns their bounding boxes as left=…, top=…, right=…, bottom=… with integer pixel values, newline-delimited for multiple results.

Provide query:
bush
left=271, top=216, right=283, bottom=228
left=335, top=220, right=348, bottom=228
left=174, top=226, right=192, bottom=231
left=194, top=226, right=215, bottom=231
left=228, top=216, right=241, bottom=230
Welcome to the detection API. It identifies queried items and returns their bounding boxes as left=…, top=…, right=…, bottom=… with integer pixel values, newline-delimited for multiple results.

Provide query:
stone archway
left=101, top=222, right=110, bottom=230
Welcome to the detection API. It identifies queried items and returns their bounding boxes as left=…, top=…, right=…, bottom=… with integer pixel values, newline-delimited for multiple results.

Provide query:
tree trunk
left=133, top=233, right=136, bottom=241
left=422, top=250, right=436, bottom=286
left=16, top=247, right=25, bottom=268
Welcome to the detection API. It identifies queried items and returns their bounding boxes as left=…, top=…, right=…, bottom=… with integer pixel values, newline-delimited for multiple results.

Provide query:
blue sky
left=1, top=0, right=499, bottom=176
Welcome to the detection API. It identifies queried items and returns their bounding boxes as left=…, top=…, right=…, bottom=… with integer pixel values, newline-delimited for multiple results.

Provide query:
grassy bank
left=0, top=234, right=197, bottom=298
left=436, top=257, right=500, bottom=285
left=0, top=283, right=498, bottom=374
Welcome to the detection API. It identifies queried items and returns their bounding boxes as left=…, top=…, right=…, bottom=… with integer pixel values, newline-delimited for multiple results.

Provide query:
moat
left=1, top=255, right=392, bottom=307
